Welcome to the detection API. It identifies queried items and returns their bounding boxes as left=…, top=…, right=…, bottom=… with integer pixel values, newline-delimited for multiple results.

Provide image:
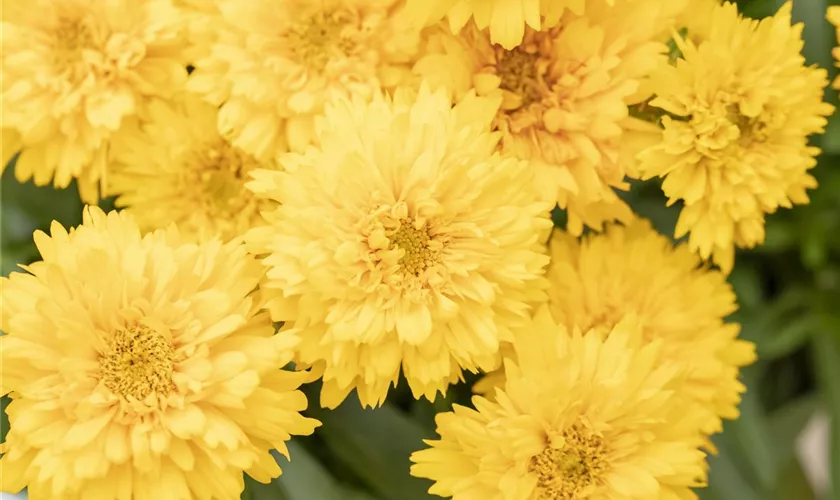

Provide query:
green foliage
left=1, top=1, right=839, bottom=499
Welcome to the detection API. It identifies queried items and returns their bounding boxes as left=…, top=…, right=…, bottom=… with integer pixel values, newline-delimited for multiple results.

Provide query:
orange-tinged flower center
left=389, top=218, right=440, bottom=278
left=184, top=139, right=258, bottom=211
left=686, top=101, right=782, bottom=157
left=99, top=325, right=175, bottom=400
left=496, top=47, right=542, bottom=107
left=288, top=9, right=363, bottom=71
left=53, top=17, right=96, bottom=65
left=530, top=424, right=608, bottom=499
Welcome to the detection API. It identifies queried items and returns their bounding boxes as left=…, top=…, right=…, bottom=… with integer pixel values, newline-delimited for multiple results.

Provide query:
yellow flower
left=637, top=1, right=835, bottom=273
left=0, top=0, right=189, bottom=203
left=185, top=0, right=420, bottom=161
left=172, top=0, right=221, bottom=62
left=413, top=0, right=678, bottom=234
left=400, top=0, right=584, bottom=50
left=544, top=220, right=755, bottom=444
left=830, top=6, right=840, bottom=89
left=0, top=207, right=320, bottom=499
left=675, top=0, right=720, bottom=44
left=411, top=308, right=709, bottom=499
left=246, top=85, right=552, bottom=409
left=108, top=95, right=276, bottom=242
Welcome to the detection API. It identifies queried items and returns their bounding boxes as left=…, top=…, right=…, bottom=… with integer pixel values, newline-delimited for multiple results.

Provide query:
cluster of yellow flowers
left=0, top=0, right=836, bottom=499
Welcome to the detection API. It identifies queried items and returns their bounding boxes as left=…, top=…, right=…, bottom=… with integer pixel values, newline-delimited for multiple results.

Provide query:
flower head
left=411, top=308, right=709, bottom=499
left=637, top=1, right=835, bottom=273
left=108, top=95, right=277, bottom=242
left=830, top=6, right=840, bottom=89
left=185, top=0, right=420, bottom=161
left=675, top=0, right=720, bottom=44
left=413, top=0, right=678, bottom=234
left=400, top=0, right=585, bottom=50
left=548, top=220, right=755, bottom=440
left=0, top=0, right=189, bottom=202
left=475, top=220, right=756, bottom=447
left=0, top=207, right=319, bottom=498
left=246, top=85, right=552, bottom=409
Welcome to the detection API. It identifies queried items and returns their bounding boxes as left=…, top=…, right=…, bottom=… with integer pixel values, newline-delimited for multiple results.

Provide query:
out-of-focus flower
left=185, top=0, right=419, bottom=161
left=400, top=0, right=584, bottom=50
left=0, top=0, right=189, bottom=202
left=108, top=95, right=276, bottom=242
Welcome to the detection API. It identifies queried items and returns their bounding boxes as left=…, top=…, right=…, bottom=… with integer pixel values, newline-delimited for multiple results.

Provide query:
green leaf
left=1, top=395, right=10, bottom=445
left=771, top=457, right=816, bottom=500
left=728, top=262, right=765, bottom=310
left=243, top=441, right=379, bottom=500
left=274, top=441, right=351, bottom=500
left=306, top=392, right=435, bottom=500
left=1, top=171, right=84, bottom=233
left=767, top=394, right=821, bottom=467
left=811, top=323, right=840, bottom=500
left=701, top=436, right=763, bottom=500
left=758, top=314, right=816, bottom=360
left=716, top=367, right=778, bottom=493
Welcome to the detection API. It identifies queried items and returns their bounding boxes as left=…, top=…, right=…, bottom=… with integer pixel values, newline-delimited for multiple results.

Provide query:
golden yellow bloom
left=0, top=207, right=319, bottom=499
left=475, top=220, right=756, bottom=448
left=413, top=0, right=678, bottom=234
left=830, top=6, right=840, bottom=89
left=551, top=220, right=755, bottom=440
left=672, top=0, right=719, bottom=44
left=411, top=308, right=709, bottom=499
left=400, top=0, right=584, bottom=50
left=173, top=0, right=221, bottom=62
left=108, top=95, right=277, bottom=242
left=246, top=85, right=552, bottom=409
left=0, top=0, right=189, bottom=202
left=185, top=0, right=419, bottom=161
left=637, top=1, right=835, bottom=273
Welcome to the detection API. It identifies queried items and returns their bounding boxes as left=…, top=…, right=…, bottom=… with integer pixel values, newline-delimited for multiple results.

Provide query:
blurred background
left=1, top=0, right=839, bottom=499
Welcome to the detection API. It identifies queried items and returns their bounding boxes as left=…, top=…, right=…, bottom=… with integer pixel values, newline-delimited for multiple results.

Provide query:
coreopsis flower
left=400, top=0, right=583, bottom=50
left=185, top=0, right=420, bottom=161
left=637, top=1, right=835, bottom=273
left=246, top=85, right=552, bottom=409
left=172, top=0, right=221, bottom=62
left=830, top=6, right=840, bottom=89
left=0, top=0, right=189, bottom=202
left=108, top=95, right=276, bottom=242
left=0, top=207, right=320, bottom=498
left=669, top=0, right=719, bottom=45
left=411, top=308, right=709, bottom=499
left=544, top=220, right=755, bottom=445
left=413, top=0, right=678, bottom=234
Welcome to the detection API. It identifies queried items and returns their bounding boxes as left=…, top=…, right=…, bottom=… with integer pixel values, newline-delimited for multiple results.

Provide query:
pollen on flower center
left=99, top=324, right=175, bottom=400
left=288, top=10, right=358, bottom=70
left=185, top=139, right=257, bottom=209
left=53, top=17, right=96, bottom=64
left=496, top=47, right=543, bottom=107
left=529, top=424, right=608, bottom=499
left=389, top=218, right=439, bottom=277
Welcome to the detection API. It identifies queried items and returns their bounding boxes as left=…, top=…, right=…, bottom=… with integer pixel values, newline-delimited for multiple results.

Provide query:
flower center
left=389, top=218, right=439, bottom=277
left=99, top=325, right=175, bottom=401
left=53, top=17, right=95, bottom=64
left=288, top=9, right=359, bottom=71
left=496, top=47, right=543, bottom=107
left=529, top=424, right=608, bottom=499
left=185, top=139, right=258, bottom=211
